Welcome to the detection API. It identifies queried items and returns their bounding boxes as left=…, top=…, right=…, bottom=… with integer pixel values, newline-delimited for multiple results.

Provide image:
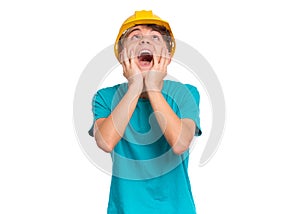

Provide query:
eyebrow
left=126, top=27, right=160, bottom=35
left=124, top=27, right=162, bottom=40
left=125, top=28, right=141, bottom=37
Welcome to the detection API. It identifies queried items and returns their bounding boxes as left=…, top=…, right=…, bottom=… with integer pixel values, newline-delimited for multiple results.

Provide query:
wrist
left=128, top=81, right=143, bottom=95
left=144, top=80, right=164, bottom=92
left=127, top=74, right=143, bottom=93
left=144, top=70, right=165, bottom=92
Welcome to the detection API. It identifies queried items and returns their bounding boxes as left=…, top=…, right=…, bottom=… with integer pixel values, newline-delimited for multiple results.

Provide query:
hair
left=117, top=24, right=173, bottom=56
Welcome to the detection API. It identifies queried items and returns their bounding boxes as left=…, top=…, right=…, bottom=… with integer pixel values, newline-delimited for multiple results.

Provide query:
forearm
left=147, top=91, right=195, bottom=155
left=94, top=86, right=141, bottom=152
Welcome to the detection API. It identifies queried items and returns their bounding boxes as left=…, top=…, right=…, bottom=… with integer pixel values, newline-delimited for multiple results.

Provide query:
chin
left=139, top=67, right=152, bottom=72
left=137, top=61, right=154, bottom=72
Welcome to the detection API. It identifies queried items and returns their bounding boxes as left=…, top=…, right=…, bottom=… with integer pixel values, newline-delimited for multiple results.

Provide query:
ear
left=167, top=52, right=172, bottom=65
left=118, top=50, right=123, bottom=63
left=167, top=58, right=172, bottom=65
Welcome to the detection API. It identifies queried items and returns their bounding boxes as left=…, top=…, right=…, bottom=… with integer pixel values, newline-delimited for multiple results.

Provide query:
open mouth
left=137, top=49, right=153, bottom=65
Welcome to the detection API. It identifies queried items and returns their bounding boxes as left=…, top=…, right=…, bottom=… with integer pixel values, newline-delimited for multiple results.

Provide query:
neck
left=139, top=92, right=148, bottom=99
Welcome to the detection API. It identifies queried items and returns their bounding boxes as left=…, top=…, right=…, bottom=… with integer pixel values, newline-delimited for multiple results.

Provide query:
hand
left=144, top=48, right=170, bottom=92
left=120, top=48, right=144, bottom=93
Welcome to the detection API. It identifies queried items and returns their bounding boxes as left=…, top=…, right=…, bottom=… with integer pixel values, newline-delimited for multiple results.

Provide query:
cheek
left=124, top=42, right=140, bottom=56
left=124, top=41, right=138, bottom=49
left=153, top=43, right=167, bottom=54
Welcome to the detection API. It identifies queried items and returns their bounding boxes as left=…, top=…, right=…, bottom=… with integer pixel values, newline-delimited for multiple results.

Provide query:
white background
left=1, top=0, right=299, bottom=213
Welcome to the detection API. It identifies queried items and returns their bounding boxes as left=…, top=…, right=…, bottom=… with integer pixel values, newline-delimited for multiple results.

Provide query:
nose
left=139, top=36, right=151, bottom=45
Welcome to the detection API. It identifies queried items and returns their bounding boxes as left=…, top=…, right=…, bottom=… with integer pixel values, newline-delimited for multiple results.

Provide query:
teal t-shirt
left=89, top=80, right=201, bottom=214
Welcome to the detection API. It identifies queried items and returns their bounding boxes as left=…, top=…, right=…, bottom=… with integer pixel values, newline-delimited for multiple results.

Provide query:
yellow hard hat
left=114, top=10, right=176, bottom=60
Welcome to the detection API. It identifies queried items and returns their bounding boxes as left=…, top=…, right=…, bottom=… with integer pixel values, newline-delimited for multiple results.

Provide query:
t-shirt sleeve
left=88, top=89, right=112, bottom=137
left=177, top=84, right=202, bottom=136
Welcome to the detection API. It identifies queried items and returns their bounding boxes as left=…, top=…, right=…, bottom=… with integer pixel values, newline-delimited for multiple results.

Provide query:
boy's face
left=121, top=25, right=170, bottom=72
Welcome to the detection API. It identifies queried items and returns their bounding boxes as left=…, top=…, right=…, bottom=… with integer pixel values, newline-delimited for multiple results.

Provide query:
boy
left=89, top=10, right=201, bottom=214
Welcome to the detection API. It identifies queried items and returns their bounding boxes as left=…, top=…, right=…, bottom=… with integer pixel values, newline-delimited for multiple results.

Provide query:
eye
left=152, top=35, right=160, bottom=41
left=130, top=34, right=142, bottom=40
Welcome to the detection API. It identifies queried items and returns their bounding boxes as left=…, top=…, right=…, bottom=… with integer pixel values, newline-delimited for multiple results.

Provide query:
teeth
left=139, top=49, right=152, bottom=56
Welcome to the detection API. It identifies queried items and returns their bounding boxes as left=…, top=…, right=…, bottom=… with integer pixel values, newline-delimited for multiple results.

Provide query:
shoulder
left=163, top=80, right=199, bottom=95
left=95, top=83, right=127, bottom=97
left=163, top=80, right=200, bottom=105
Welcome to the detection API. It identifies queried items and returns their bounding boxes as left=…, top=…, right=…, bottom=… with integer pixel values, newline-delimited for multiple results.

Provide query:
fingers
left=153, top=50, right=160, bottom=67
left=153, top=48, right=169, bottom=72
left=119, top=51, right=126, bottom=74
left=120, top=48, right=131, bottom=78
left=122, top=48, right=136, bottom=67
left=123, top=48, right=130, bottom=68
left=161, top=48, right=170, bottom=69
left=120, top=47, right=141, bottom=80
